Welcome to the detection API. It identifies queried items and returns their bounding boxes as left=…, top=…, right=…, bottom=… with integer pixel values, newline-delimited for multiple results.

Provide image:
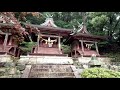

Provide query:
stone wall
left=78, top=57, right=111, bottom=64
left=0, top=55, right=12, bottom=62
left=0, top=55, right=25, bottom=78
left=0, top=55, right=112, bottom=78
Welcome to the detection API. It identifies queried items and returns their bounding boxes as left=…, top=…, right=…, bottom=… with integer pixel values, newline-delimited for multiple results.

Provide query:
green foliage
left=61, top=44, right=71, bottom=54
left=25, top=14, right=45, bottom=24
left=41, top=12, right=83, bottom=29
left=90, top=15, right=108, bottom=28
left=105, top=52, right=120, bottom=62
left=81, top=67, right=120, bottom=78
left=19, top=41, right=36, bottom=55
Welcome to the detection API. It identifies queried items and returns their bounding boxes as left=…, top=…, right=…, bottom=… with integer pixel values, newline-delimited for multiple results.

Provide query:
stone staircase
left=20, top=55, right=76, bottom=78
left=23, top=64, right=76, bottom=78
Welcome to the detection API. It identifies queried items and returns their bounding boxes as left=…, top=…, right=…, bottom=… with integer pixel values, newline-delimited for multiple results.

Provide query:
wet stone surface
left=28, top=64, right=75, bottom=78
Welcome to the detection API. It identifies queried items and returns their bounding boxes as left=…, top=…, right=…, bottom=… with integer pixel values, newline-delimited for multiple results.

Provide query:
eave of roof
left=74, top=33, right=107, bottom=40
left=23, top=23, right=72, bottom=32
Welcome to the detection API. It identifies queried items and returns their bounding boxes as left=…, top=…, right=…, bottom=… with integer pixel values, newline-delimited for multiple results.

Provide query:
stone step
left=27, top=64, right=75, bottom=78
left=19, top=56, right=73, bottom=64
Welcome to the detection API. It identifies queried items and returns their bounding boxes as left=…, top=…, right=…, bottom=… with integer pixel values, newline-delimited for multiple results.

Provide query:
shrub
left=105, top=52, right=120, bottom=62
left=81, top=67, right=120, bottom=78
left=61, top=44, right=71, bottom=54
left=19, top=41, right=37, bottom=55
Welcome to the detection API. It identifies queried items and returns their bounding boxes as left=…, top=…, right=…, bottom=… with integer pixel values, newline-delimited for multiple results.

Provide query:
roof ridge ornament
left=46, top=13, right=53, bottom=18
left=40, top=16, right=58, bottom=27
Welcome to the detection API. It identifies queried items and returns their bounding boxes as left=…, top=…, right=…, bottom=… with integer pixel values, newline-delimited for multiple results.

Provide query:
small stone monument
left=88, top=54, right=102, bottom=68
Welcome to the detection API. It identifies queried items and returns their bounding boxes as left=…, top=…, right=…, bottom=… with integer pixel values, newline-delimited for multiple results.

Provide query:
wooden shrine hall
left=23, top=17, right=106, bottom=57
left=24, top=18, right=72, bottom=56
left=0, top=12, right=27, bottom=57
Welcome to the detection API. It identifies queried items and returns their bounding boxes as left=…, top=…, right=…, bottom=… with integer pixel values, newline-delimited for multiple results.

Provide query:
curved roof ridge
left=40, top=18, right=58, bottom=28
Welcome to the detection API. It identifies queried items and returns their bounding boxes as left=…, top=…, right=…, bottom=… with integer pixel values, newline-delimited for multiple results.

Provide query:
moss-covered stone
left=12, top=75, right=21, bottom=78
left=8, top=68, right=16, bottom=75
left=4, top=62, right=15, bottom=68
left=0, top=71, right=5, bottom=76
left=16, top=64, right=25, bottom=71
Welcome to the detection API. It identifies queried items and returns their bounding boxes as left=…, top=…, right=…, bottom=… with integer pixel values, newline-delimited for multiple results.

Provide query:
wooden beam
left=79, top=40, right=95, bottom=43
left=80, top=40, right=84, bottom=55
left=41, top=34, right=62, bottom=38
left=0, top=30, right=11, bottom=35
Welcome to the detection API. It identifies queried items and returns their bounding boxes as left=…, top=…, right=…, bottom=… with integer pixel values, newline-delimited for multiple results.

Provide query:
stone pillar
left=80, top=40, right=84, bottom=55
left=58, top=36, right=61, bottom=51
left=95, top=42, right=99, bottom=55
left=3, top=33, right=9, bottom=51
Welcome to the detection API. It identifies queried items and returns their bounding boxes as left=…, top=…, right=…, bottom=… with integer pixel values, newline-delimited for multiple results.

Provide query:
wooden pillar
left=3, top=33, right=9, bottom=51
left=17, top=49, right=20, bottom=57
left=71, top=52, right=72, bottom=57
left=80, top=40, right=84, bottom=55
left=14, top=47, right=17, bottom=56
left=29, top=35, right=32, bottom=42
left=95, top=42, right=99, bottom=55
left=8, top=36, right=12, bottom=45
left=58, top=36, right=61, bottom=51
left=75, top=49, right=77, bottom=58
left=37, top=33, right=40, bottom=53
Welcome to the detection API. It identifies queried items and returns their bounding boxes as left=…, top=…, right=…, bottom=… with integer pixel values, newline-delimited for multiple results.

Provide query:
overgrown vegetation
left=81, top=67, right=120, bottom=78
left=61, top=44, right=71, bottom=54
left=19, top=41, right=37, bottom=55
left=105, top=52, right=120, bottom=62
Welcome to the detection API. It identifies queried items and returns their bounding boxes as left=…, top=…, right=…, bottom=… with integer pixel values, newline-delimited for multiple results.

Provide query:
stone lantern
left=88, top=54, right=102, bottom=68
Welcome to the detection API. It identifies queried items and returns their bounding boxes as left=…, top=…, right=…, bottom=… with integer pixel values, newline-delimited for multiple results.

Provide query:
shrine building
left=0, top=12, right=27, bottom=57
left=23, top=17, right=106, bottom=57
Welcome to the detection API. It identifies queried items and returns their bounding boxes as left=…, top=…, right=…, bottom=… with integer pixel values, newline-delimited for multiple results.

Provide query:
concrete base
left=0, top=55, right=13, bottom=62
left=18, top=56, right=73, bottom=65
left=78, top=57, right=111, bottom=64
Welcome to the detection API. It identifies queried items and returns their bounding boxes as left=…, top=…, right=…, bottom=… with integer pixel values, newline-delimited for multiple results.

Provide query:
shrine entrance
left=31, top=34, right=63, bottom=55
left=40, top=36, right=58, bottom=48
